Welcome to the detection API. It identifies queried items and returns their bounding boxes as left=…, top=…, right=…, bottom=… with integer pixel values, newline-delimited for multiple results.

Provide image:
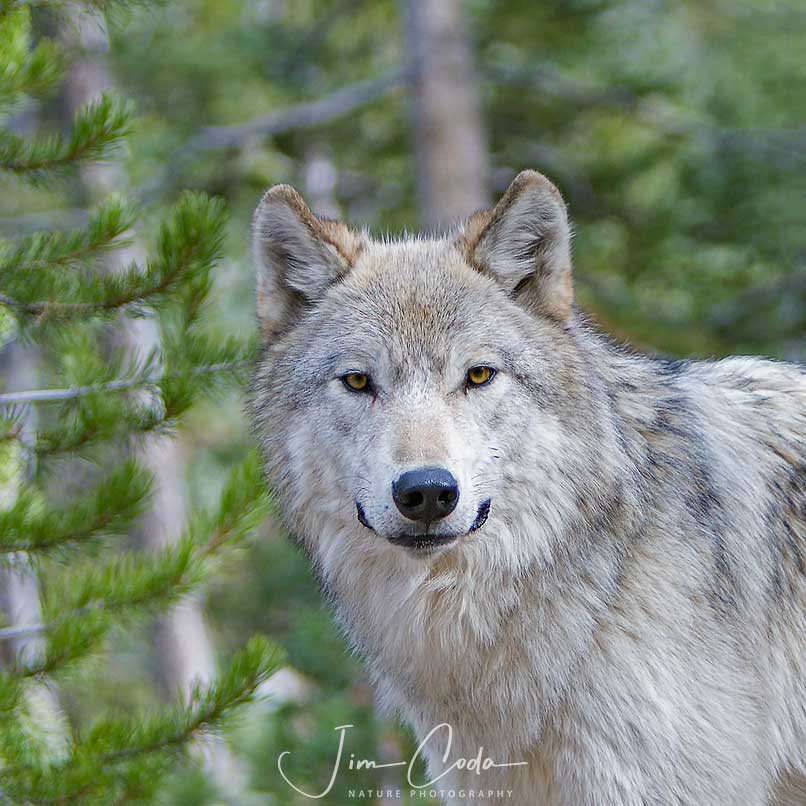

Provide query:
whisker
left=330, top=473, right=373, bottom=487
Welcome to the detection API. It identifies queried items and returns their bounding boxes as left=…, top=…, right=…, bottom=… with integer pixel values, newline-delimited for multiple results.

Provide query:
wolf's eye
left=342, top=372, right=371, bottom=393
left=466, top=366, right=496, bottom=388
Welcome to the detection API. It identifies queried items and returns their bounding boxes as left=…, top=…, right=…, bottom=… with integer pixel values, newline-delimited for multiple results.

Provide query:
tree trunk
left=0, top=341, right=70, bottom=762
left=403, top=0, right=490, bottom=228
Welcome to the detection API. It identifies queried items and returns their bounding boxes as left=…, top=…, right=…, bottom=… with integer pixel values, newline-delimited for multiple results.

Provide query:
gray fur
left=250, top=170, right=806, bottom=806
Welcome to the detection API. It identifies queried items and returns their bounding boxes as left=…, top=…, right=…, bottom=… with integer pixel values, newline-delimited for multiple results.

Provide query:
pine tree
left=0, top=3, right=279, bottom=802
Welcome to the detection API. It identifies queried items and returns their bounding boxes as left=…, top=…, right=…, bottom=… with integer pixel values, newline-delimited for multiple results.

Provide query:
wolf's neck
left=324, top=514, right=631, bottom=753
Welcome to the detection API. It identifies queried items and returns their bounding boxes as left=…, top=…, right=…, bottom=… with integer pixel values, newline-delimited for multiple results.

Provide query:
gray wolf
left=249, top=170, right=806, bottom=805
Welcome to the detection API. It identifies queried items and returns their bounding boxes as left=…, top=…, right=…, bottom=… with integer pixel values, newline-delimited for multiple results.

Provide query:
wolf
left=249, top=170, right=806, bottom=806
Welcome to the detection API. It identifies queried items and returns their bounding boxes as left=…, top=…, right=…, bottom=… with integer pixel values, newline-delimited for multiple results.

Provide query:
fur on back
left=250, top=172, right=806, bottom=805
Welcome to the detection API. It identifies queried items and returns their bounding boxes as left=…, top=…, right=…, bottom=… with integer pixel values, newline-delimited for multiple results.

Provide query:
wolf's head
left=251, top=171, right=618, bottom=573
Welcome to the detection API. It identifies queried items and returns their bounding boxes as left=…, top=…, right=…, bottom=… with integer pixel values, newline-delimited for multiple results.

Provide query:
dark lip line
left=469, top=498, right=492, bottom=532
left=356, top=501, right=373, bottom=530
left=354, top=498, right=492, bottom=549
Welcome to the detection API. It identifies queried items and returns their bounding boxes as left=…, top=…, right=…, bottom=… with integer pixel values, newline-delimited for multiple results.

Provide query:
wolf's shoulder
left=681, top=355, right=805, bottom=462
left=683, top=355, right=806, bottom=396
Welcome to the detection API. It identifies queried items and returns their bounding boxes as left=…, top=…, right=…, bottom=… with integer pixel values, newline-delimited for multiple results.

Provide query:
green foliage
left=0, top=92, right=132, bottom=181
left=0, top=195, right=136, bottom=274
left=0, top=191, right=225, bottom=321
left=0, top=458, right=151, bottom=554
left=0, top=636, right=280, bottom=804
left=0, top=7, right=62, bottom=112
left=110, top=0, right=805, bottom=359
left=474, top=0, right=806, bottom=357
left=0, top=3, right=277, bottom=803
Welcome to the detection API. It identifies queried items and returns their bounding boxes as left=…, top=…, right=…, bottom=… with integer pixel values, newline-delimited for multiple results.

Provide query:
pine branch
left=0, top=544, right=196, bottom=650
left=0, top=637, right=281, bottom=804
left=139, top=67, right=412, bottom=202
left=0, top=541, right=203, bottom=678
left=5, top=608, right=110, bottom=679
left=0, top=459, right=151, bottom=554
left=7, top=0, right=151, bottom=11
left=0, top=452, right=271, bottom=644
left=189, top=68, right=411, bottom=151
left=0, top=10, right=62, bottom=110
left=0, top=94, right=132, bottom=180
left=0, top=192, right=224, bottom=321
left=21, top=359, right=249, bottom=458
left=0, top=622, right=47, bottom=642
left=93, top=636, right=279, bottom=762
left=190, top=450, right=272, bottom=557
left=0, top=196, right=136, bottom=275
left=0, top=358, right=249, bottom=406
left=32, top=397, right=173, bottom=457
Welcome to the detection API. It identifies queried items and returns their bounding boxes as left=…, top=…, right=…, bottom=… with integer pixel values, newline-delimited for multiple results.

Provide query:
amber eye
left=342, top=372, right=370, bottom=393
left=466, top=366, right=496, bottom=387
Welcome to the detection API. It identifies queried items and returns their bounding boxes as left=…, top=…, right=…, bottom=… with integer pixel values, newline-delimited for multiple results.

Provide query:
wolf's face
left=251, top=172, right=601, bottom=568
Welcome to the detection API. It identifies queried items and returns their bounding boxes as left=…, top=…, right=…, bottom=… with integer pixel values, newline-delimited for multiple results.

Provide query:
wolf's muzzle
left=386, top=499, right=492, bottom=553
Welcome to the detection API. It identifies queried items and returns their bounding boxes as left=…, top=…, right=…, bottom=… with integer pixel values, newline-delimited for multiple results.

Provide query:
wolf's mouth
left=355, top=499, right=492, bottom=552
left=469, top=498, right=491, bottom=532
left=398, top=533, right=458, bottom=552
left=356, top=501, right=373, bottom=531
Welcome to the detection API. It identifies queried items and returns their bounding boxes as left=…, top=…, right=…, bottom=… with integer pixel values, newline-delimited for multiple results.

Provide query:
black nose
left=392, top=467, right=459, bottom=523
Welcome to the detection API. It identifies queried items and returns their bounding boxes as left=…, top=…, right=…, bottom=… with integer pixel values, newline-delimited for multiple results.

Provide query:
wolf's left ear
left=253, top=185, right=362, bottom=338
left=460, top=170, right=573, bottom=322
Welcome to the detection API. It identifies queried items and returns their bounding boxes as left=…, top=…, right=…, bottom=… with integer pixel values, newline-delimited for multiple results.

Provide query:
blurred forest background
left=0, top=0, right=804, bottom=803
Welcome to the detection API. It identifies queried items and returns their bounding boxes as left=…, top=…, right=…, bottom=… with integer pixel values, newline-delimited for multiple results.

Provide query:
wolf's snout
left=392, top=467, right=459, bottom=522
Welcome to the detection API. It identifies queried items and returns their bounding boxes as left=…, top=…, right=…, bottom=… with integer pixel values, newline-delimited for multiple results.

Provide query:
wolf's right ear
left=253, top=185, right=362, bottom=338
left=460, top=170, right=573, bottom=323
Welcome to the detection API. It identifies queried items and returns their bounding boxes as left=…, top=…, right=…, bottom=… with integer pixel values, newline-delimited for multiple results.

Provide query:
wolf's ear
left=252, top=185, right=362, bottom=338
left=461, top=170, right=573, bottom=322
